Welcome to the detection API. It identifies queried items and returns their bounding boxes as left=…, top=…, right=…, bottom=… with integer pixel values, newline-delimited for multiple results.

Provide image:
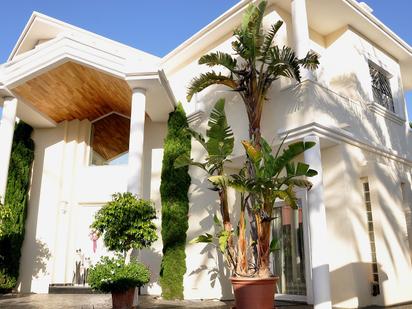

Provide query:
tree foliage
left=0, top=122, right=35, bottom=292
left=91, top=192, right=158, bottom=252
left=187, top=0, right=319, bottom=146
left=159, top=103, right=191, bottom=300
left=186, top=0, right=320, bottom=278
left=88, top=255, right=150, bottom=293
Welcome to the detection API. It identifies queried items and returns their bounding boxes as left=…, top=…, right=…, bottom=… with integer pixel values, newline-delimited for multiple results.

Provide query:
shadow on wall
left=331, top=262, right=388, bottom=307
left=18, top=239, right=51, bottom=291
left=188, top=243, right=233, bottom=299
left=186, top=161, right=236, bottom=299
left=185, top=40, right=411, bottom=301
left=321, top=125, right=411, bottom=306
left=139, top=247, right=162, bottom=294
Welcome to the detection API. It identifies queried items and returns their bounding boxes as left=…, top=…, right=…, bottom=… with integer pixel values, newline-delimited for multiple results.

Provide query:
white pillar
left=0, top=96, right=18, bottom=203
left=303, top=135, right=332, bottom=309
left=127, top=88, right=146, bottom=196
left=291, top=0, right=313, bottom=80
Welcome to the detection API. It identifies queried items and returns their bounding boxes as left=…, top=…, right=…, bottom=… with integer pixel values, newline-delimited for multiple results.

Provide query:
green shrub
left=159, top=103, right=191, bottom=300
left=0, top=122, right=34, bottom=293
left=88, top=255, right=150, bottom=293
left=91, top=192, right=158, bottom=252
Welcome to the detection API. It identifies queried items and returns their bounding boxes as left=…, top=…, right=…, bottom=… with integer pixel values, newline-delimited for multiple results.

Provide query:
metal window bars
left=369, top=63, right=395, bottom=113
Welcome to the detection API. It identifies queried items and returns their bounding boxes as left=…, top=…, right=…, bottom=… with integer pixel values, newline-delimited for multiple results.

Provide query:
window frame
left=368, top=61, right=395, bottom=113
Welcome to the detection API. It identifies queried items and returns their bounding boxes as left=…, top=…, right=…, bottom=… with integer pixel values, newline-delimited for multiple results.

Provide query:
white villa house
left=0, top=0, right=412, bottom=308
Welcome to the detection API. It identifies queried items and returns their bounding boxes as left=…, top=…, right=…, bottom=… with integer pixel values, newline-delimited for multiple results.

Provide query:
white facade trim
left=0, top=97, right=18, bottom=203
left=367, top=101, right=406, bottom=126
left=279, top=122, right=412, bottom=167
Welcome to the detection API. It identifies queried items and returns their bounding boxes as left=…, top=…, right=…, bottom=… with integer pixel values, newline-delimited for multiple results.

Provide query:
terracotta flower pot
left=111, top=287, right=135, bottom=309
left=231, top=276, right=278, bottom=309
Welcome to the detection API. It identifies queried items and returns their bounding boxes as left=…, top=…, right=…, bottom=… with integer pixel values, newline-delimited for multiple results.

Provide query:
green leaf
left=199, top=52, right=237, bottom=72
left=213, top=214, right=222, bottom=227
left=270, top=238, right=280, bottom=252
left=206, top=99, right=234, bottom=160
left=190, top=233, right=213, bottom=244
left=218, top=231, right=231, bottom=253
left=286, top=178, right=313, bottom=189
left=241, top=140, right=261, bottom=163
left=188, top=128, right=207, bottom=150
left=295, top=162, right=310, bottom=176
left=187, top=72, right=237, bottom=102
left=174, top=155, right=207, bottom=171
left=306, top=169, right=318, bottom=177
left=259, top=20, right=283, bottom=62
left=208, top=175, right=231, bottom=188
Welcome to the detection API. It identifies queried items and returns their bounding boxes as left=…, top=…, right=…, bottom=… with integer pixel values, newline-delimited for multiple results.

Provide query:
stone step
left=48, top=284, right=103, bottom=294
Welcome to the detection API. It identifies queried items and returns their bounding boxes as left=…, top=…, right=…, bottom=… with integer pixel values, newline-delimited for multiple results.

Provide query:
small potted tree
left=88, top=192, right=158, bottom=309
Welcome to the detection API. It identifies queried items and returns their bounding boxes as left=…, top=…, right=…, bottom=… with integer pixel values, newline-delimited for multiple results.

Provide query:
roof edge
left=8, top=11, right=161, bottom=62
left=161, top=0, right=412, bottom=73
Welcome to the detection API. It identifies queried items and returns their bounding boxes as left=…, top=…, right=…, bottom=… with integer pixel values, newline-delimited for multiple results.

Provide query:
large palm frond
left=299, top=51, right=320, bottom=70
left=199, top=52, right=238, bottom=73
left=187, top=72, right=237, bottom=102
left=267, top=46, right=301, bottom=82
left=206, top=98, right=234, bottom=162
left=259, top=20, right=283, bottom=62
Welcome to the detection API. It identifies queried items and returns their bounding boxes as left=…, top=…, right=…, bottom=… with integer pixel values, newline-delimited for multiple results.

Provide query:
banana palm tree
left=187, top=0, right=319, bottom=150
left=209, top=137, right=318, bottom=277
left=175, top=99, right=235, bottom=256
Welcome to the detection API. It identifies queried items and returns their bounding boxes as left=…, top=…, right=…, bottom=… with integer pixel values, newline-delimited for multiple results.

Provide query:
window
left=89, top=113, right=130, bottom=166
left=369, top=62, right=394, bottom=112
left=361, top=179, right=380, bottom=296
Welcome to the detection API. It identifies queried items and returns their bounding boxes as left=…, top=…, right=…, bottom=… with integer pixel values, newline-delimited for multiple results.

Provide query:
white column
left=291, top=0, right=313, bottom=80
left=303, top=135, right=332, bottom=309
left=0, top=96, right=18, bottom=203
left=127, top=88, right=146, bottom=196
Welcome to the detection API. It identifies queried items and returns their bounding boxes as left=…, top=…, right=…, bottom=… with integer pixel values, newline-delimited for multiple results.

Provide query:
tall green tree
left=187, top=0, right=320, bottom=279
left=159, top=103, right=191, bottom=300
left=0, top=122, right=35, bottom=292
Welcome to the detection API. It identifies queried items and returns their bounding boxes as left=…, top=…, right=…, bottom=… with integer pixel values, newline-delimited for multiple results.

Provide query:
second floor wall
left=166, top=4, right=411, bottom=160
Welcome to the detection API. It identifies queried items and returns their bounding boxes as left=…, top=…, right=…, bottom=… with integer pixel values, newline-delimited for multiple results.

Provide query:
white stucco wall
left=322, top=143, right=412, bottom=308
left=18, top=117, right=167, bottom=294
left=165, top=3, right=412, bottom=306
left=15, top=3, right=412, bottom=307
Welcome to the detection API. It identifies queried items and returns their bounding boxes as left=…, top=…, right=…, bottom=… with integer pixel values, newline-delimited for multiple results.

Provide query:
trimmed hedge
left=159, top=103, right=191, bottom=300
left=0, top=122, right=35, bottom=292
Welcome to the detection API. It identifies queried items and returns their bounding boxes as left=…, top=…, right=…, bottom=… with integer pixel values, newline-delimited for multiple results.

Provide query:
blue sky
left=0, top=0, right=411, bottom=119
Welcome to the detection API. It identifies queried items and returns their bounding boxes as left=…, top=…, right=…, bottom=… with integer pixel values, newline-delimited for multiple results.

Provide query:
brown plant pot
left=231, top=276, right=278, bottom=309
left=111, top=288, right=135, bottom=309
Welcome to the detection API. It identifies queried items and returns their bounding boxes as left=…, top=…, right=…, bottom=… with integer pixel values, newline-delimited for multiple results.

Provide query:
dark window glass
left=369, top=63, right=394, bottom=112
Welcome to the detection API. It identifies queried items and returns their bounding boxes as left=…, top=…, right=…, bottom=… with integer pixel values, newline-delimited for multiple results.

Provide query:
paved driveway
left=0, top=294, right=313, bottom=309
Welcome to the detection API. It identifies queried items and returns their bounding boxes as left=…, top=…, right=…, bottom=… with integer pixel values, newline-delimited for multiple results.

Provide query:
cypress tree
left=159, top=103, right=191, bottom=299
left=0, top=122, right=35, bottom=292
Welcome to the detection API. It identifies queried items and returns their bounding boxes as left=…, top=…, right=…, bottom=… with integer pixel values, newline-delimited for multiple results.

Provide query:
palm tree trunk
left=257, top=200, right=273, bottom=278
left=244, top=95, right=264, bottom=272
left=236, top=203, right=248, bottom=275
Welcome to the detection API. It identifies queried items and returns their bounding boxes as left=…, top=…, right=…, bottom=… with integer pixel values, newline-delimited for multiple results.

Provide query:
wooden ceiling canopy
left=91, top=113, right=130, bottom=161
left=13, top=61, right=132, bottom=123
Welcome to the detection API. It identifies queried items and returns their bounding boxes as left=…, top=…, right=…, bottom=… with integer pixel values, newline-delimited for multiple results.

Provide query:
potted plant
left=186, top=1, right=319, bottom=307
left=180, top=99, right=317, bottom=308
left=88, top=192, right=158, bottom=309
left=88, top=255, right=150, bottom=309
